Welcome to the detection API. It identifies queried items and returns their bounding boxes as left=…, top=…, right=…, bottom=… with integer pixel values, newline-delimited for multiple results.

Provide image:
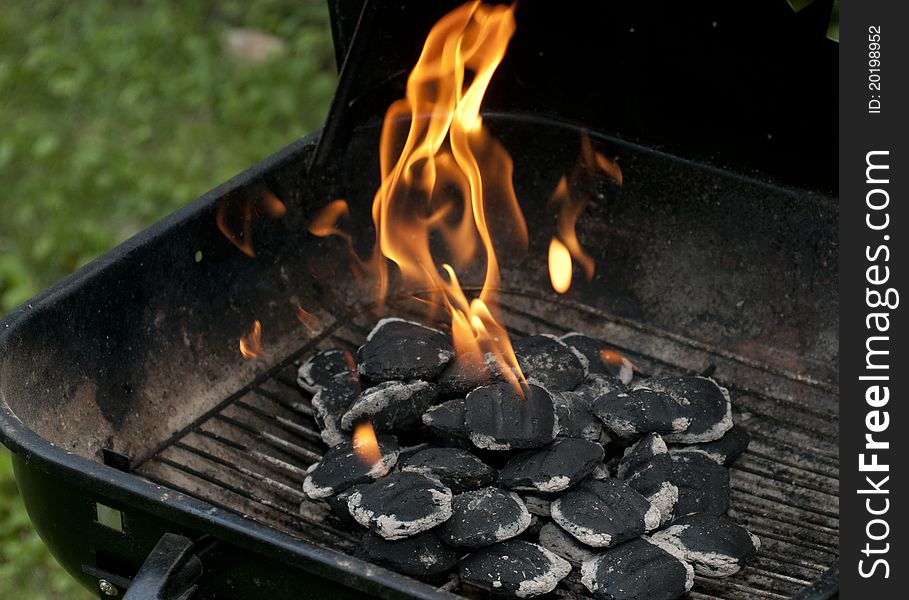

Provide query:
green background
left=0, top=1, right=335, bottom=597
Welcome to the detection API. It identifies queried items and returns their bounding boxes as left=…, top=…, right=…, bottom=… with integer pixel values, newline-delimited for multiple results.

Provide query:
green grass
left=0, top=1, right=335, bottom=597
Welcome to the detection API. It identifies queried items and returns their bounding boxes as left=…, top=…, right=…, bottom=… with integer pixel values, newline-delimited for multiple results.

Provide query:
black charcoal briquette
left=538, top=522, right=595, bottom=567
left=521, top=495, right=552, bottom=517
left=499, top=438, right=604, bottom=493
left=465, top=383, right=557, bottom=450
left=651, top=512, right=760, bottom=577
left=298, top=349, right=362, bottom=446
left=347, top=471, right=453, bottom=540
left=552, top=390, right=603, bottom=441
left=551, top=478, right=661, bottom=548
left=513, top=334, right=586, bottom=392
left=561, top=333, right=634, bottom=384
left=458, top=540, right=571, bottom=598
left=441, top=487, right=531, bottom=548
left=670, top=452, right=730, bottom=516
left=302, top=436, right=399, bottom=499
left=617, top=433, right=678, bottom=525
left=670, top=423, right=750, bottom=466
left=438, top=351, right=513, bottom=395
left=422, top=398, right=469, bottom=446
left=297, top=349, right=360, bottom=393
left=399, top=447, right=497, bottom=493
left=340, top=380, right=440, bottom=434
left=580, top=537, right=694, bottom=600
left=357, top=318, right=454, bottom=382
left=356, top=531, right=458, bottom=577
left=592, top=387, right=689, bottom=438
left=646, top=376, right=733, bottom=443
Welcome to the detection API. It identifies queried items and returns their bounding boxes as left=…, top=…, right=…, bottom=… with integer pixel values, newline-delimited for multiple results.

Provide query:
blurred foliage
left=0, top=0, right=335, bottom=597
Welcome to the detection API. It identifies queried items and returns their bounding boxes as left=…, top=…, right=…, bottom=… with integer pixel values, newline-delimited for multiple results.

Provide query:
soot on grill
left=297, top=324, right=756, bottom=598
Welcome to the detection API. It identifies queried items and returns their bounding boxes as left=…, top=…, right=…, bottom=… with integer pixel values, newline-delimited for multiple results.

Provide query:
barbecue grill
left=0, top=1, right=838, bottom=599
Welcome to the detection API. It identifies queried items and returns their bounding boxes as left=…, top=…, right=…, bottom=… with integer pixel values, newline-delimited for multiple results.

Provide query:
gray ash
left=581, top=537, right=694, bottom=600
left=399, top=447, right=497, bottom=493
left=347, top=471, right=453, bottom=540
left=441, top=487, right=531, bottom=548
left=513, top=334, right=586, bottom=392
left=498, top=438, right=604, bottom=494
left=358, top=318, right=454, bottom=382
left=669, top=452, right=731, bottom=516
left=458, top=540, right=571, bottom=598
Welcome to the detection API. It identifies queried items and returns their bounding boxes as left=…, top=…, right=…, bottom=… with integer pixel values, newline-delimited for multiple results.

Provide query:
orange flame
left=239, top=320, right=262, bottom=359
left=352, top=421, right=381, bottom=466
left=547, top=134, right=622, bottom=293
left=217, top=190, right=287, bottom=257
left=296, top=307, right=319, bottom=328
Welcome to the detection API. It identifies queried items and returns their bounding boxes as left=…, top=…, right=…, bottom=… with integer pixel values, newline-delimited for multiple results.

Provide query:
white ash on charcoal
left=646, top=376, right=733, bottom=443
left=421, top=398, right=469, bottom=447
left=325, top=484, right=364, bottom=526
left=583, top=372, right=628, bottom=398
left=651, top=512, right=760, bottom=578
left=347, top=471, right=453, bottom=540
left=561, top=333, right=634, bottom=384
left=669, top=452, right=730, bottom=516
left=616, top=433, right=678, bottom=525
left=357, top=318, right=454, bottom=382
left=592, top=387, right=690, bottom=439
left=513, top=334, right=587, bottom=392
left=538, top=522, right=596, bottom=567
left=340, top=380, right=440, bottom=434
left=580, top=537, right=694, bottom=600
left=302, top=435, right=399, bottom=499
left=521, top=494, right=552, bottom=517
left=551, top=478, right=661, bottom=548
left=498, top=438, right=604, bottom=493
left=464, top=382, right=557, bottom=450
left=440, top=487, right=532, bottom=548
left=356, top=531, right=458, bottom=577
left=297, top=349, right=362, bottom=446
left=458, top=540, right=572, bottom=598
left=552, top=390, right=603, bottom=441
left=669, top=423, right=750, bottom=466
left=399, top=447, right=497, bottom=493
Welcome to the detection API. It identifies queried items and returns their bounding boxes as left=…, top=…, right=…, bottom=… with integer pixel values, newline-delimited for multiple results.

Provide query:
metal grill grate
left=132, top=292, right=838, bottom=599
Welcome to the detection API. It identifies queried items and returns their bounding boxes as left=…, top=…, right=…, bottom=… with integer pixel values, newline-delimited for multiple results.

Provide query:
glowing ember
left=239, top=320, right=262, bottom=359
left=216, top=189, right=287, bottom=257
left=548, top=238, right=573, bottom=294
left=352, top=421, right=382, bottom=466
left=599, top=347, right=637, bottom=373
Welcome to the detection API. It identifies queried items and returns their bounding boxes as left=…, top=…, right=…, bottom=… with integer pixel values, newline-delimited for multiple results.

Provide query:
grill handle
left=123, top=533, right=202, bottom=600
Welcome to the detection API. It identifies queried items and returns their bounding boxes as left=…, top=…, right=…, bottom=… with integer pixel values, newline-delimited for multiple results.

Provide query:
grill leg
left=122, top=534, right=202, bottom=600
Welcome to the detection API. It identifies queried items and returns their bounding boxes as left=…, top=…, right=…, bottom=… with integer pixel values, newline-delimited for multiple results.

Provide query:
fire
left=296, top=307, right=319, bottom=328
left=352, top=421, right=381, bottom=466
left=239, top=320, right=262, bottom=359
left=216, top=189, right=287, bottom=257
left=547, top=134, right=622, bottom=293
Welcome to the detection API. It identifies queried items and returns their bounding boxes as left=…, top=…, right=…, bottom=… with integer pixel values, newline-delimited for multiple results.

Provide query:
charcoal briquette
left=298, top=349, right=362, bottom=446
left=347, top=471, right=453, bottom=540
left=617, top=433, right=678, bottom=525
left=580, top=537, right=694, bottom=600
left=399, top=447, right=497, bottom=493
left=458, top=540, right=572, bottom=598
left=561, top=333, right=634, bottom=385
left=551, top=478, right=661, bottom=548
left=340, top=380, right=440, bottom=434
left=422, top=397, right=470, bottom=448
left=646, top=376, right=733, bottom=443
left=465, top=383, right=557, bottom=450
left=302, top=435, right=399, bottom=499
left=521, top=494, right=552, bottom=517
left=670, top=423, right=750, bottom=466
left=357, top=318, right=454, bottom=382
left=552, top=390, right=603, bottom=441
left=592, top=387, right=690, bottom=438
left=499, top=438, right=604, bottom=493
left=438, top=351, right=514, bottom=395
left=538, top=522, right=596, bottom=567
left=513, top=334, right=586, bottom=392
left=441, top=487, right=532, bottom=548
left=670, top=452, right=730, bottom=516
left=651, top=512, right=760, bottom=578
left=356, top=530, right=458, bottom=577
left=297, top=349, right=360, bottom=393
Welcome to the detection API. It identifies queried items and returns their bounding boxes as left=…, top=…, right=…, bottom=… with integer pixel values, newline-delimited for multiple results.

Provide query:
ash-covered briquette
left=347, top=471, right=453, bottom=540
left=399, top=447, right=497, bottom=493
left=583, top=372, right=628, bottom=399
left=464, top=383, right=557, bottom=450
left=538, top=522, right=596, bottom=567
left=580, top=537, right=694, bottom=600
left=297, top=349, right=362, bottom=446
left=513, top=334, right=587, bottom=392
left=325, top=484, right=363, bottom=526
left=552, top=390, right=603, bottom=441
left=560, top=333, right=634, bottom=385
left=441, top=487, right=532, bottom=548
left=551, top=478, right=661, bottom=548
left=356, top=531, right=458, bottom=577
left=670, top=452, right=730, bottom=516
left=651, top=513, right=760, bottom=578
left=458, top=540, right=572, bottom=598
left=521, top=495, right=552, bottom=517
left=302, top=436, right=399, bottom=500
left=340, top=380, right=440, bottom=434
left=592, top=387, right=690, bottom=439
left=421, top=398, right=470, bottom=446
left=617, top=434, right=678, bottom=525
left=498, top=438, right=604, bottom=493
left=646, top=376, right=733, bottom=443
left=357, top=318, right=454, bottom=382
left=670, top=423, right=750, bottom=466
left=438, top=351, right=511, bottom=395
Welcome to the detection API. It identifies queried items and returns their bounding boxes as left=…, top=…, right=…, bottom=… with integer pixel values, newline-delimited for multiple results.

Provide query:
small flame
left=352, top=421, right=382, bottom=466
left=547, top=134, right=622, bottom=293
left=216, top=190, right=287, bottom=257
left=239, top=320, right=262, bottom=359
left=296, top=307, right=319, bottom=328
left=308, top=199, right=351, bottom=241
left=599, top=347, right=638, bottom=373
